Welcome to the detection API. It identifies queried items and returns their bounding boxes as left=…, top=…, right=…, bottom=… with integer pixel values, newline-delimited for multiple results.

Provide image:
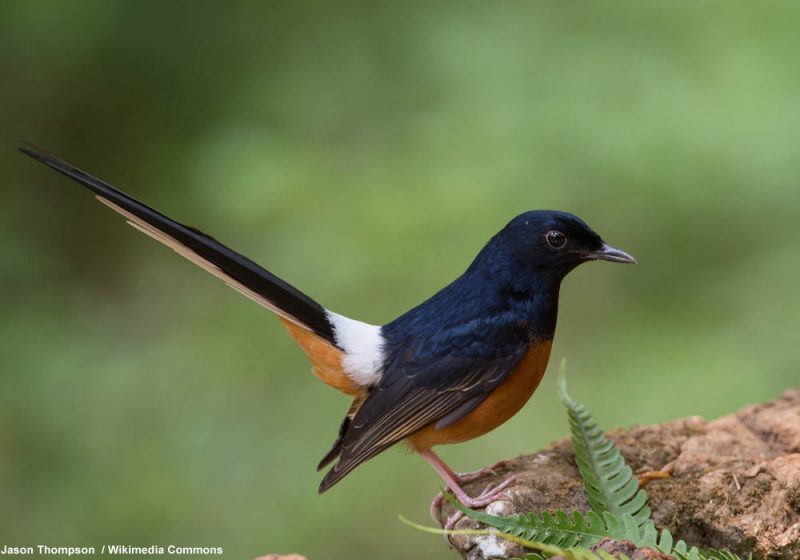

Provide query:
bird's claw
left=432, top=475, right=518, bottom=546
left=458, top=475, right=516, bottom=507
left=454, top=459, right=512, bottom=483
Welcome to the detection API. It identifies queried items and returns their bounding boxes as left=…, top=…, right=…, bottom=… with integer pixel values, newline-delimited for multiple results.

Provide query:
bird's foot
left=443, top=511, right=464, bottom=531
left=637, top=461, right=674, bottom=487
left=436, top=475, right=517, bottom=544
left=430, top=474, right=517, bottom=520
left=455, top=475, right=517, bottom=507
left=454, top=459, right=512, bottom=483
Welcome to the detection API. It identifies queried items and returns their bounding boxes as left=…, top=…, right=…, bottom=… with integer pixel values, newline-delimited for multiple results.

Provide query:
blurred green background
left=1, top=2, right=799, bottom=558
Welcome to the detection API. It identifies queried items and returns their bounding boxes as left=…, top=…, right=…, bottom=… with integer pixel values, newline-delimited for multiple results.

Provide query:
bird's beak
left=588, top=243, right=637, bottom=264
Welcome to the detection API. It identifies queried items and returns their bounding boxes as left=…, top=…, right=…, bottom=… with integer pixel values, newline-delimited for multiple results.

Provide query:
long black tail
left=19, top=145, right=336, bottom=345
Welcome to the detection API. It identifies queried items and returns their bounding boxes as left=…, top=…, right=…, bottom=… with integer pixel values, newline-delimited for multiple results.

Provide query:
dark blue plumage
left=383, top=211, right=609, bottom=349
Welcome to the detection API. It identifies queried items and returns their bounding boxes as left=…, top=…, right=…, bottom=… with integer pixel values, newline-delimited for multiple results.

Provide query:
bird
left=19, top=145, right=635, bottom=508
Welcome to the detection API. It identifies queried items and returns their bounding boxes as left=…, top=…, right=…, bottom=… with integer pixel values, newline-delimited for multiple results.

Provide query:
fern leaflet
left=557, top=372, right=651, bottom=527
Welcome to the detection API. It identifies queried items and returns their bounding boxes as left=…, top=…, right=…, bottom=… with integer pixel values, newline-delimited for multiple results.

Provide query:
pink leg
left=455, top=459, right=512, bottom=483
left=422, top=448, right=516, bottom=529
left=437, top=473, right=517, bottom=532
left=428, top=458, right=513, bottom=513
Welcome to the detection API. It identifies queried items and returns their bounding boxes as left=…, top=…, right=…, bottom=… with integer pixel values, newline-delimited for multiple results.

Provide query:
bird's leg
left=429, top=457, right=513, bottom=519
left=425, top=451, right=512, bottom=490
left=440, top=477, right=517, bottom=531
left=453, top=459, right=512, bottom=483
left=422, top=449, right=516, bottom=526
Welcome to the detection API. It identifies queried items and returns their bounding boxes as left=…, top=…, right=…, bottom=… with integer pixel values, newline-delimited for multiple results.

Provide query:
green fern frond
left=690, top=552, right=751, bottom=560
left=445, top=494, right=746, bottom=560
left=557, top=371, right=651, bottom=527
left=444, top=493, right=641, bottom=548
left=398, top=514, right=629, bottom=560
left=522, top=553, right=631, bottom=560
left=523, top=550, right=633, bottom=560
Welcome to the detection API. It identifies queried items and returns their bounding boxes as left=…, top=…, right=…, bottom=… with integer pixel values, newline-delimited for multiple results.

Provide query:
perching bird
left=20, top=145, right=635, bottom=507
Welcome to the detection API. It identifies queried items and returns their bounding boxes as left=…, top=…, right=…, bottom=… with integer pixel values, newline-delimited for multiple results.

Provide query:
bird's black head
left=482, top=210, right=635, bottom=287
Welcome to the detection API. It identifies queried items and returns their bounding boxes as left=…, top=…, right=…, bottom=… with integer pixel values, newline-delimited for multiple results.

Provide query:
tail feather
left=19, top=145, right=337, bottom=345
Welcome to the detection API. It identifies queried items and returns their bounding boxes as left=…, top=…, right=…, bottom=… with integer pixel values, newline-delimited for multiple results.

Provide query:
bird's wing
left=318, top=331, right=530, bottom=492
left=18, top=145, right=337, bottom=344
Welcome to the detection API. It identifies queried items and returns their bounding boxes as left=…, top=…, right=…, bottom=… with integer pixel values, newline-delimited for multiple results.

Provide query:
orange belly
left=407, top=340, right=552, bottom=451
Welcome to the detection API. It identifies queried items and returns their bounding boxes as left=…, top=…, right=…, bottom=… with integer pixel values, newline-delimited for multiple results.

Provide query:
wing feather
left=319, top=342, right=529, bottom=492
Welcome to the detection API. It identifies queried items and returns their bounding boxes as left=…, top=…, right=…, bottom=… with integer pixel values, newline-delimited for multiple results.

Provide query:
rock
left=434, top=388, right=800, bottom=559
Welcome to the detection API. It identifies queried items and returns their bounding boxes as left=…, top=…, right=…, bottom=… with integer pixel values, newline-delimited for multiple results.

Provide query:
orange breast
left=407, top=340, right=552, bottom=452
left=281, top=319, right=365, bottom=397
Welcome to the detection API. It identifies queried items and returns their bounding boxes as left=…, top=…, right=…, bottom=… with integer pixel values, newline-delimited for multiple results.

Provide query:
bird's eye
left=545, top=230, right=567, bottom=249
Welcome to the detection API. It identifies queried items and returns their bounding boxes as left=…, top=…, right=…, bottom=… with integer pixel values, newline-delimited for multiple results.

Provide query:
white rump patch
left=326, top=311, right=384, bottom=387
